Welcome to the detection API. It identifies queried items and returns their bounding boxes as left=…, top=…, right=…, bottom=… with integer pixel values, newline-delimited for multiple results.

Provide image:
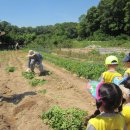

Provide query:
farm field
left=0, top=50, right=95, bottom=130
left=1, top=0, right=130, bottom=129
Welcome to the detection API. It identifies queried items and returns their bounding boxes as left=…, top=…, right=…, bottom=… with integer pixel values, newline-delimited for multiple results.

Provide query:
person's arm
left=86, top=123, right=96, bottom=130
left=28, top=53, right=35, bottom=58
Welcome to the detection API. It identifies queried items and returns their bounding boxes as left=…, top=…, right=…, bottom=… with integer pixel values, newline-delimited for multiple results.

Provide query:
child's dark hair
left=85, top=83, right=124, bottom=126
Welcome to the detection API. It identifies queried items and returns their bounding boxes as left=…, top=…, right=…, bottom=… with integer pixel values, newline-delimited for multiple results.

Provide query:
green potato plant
left=30, top=78, right=47, bottom=87
left=42, top=106, right=87, bottom=130
left=22, top=71, right=35, bottom=79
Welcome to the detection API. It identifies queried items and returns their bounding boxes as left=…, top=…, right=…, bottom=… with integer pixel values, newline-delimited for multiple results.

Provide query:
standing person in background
left=15, top=42, right=20, bottom=50
left=85, top=83, right=127, bottom=130
left=27, top=50, right=44, bottom=76
left=100, top=55, right=122, bottom=83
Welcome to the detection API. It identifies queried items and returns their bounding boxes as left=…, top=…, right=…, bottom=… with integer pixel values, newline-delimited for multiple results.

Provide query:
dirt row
left=0, top=50, right=95, bottom=130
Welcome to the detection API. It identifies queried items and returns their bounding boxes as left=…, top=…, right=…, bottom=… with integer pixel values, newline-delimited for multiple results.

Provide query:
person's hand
left=26, top=68, right=31, bottom=72
left=28, top=53, right=35, bottom=58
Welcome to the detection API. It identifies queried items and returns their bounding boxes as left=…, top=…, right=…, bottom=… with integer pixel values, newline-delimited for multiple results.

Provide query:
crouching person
left=27, top=50, right=44, bottom=76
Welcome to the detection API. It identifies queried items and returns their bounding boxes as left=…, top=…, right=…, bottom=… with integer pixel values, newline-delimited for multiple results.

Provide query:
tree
left=86, top=6, right=100, bottom=34
left=77, top=14, right=88, bottom=39
left=124, top=2, right=130, bottom=35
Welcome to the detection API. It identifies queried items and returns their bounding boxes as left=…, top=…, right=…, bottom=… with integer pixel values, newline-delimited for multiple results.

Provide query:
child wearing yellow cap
left=100, top=55, right=122, bottom=83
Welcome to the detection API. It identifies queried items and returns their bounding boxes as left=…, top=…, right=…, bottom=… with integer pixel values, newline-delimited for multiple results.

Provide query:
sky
left=0, top=0, right=100, bottom=27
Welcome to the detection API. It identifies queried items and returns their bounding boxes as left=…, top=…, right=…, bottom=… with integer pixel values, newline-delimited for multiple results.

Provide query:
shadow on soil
left=2, top=91, right=37, bottom=104
left=39, top=70, right=52, bottom=76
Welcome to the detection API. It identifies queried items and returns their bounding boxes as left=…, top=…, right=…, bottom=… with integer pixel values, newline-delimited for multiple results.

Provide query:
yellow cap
left=105, top=55, right=118, bottom=65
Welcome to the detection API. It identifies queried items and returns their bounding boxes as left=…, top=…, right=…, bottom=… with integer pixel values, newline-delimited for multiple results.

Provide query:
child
left=86, top=56, right=122, bottom=98
left=122, top=91, right=130, bottom=130
left=123, top=53, right=130, bottom=78
left=100, top=55, right=122, bottom=83
left=120, top=77, right=130, bottom=130
left=86, top=83, right=127, bottom=130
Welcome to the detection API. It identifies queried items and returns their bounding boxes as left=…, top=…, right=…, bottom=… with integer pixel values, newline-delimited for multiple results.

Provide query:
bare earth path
left=0, top=50, right=95, bottom=130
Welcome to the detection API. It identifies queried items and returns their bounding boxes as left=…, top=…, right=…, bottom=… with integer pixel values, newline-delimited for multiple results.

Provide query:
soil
left=0, top=50, right=95, bottom=130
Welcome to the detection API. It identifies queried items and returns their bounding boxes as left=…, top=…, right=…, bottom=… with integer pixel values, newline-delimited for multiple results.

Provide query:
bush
left=115, top=34, right=129, bottom=40
left=87, top=30, right=113, bottom=41
left=42, top=106, right=87, bottom=130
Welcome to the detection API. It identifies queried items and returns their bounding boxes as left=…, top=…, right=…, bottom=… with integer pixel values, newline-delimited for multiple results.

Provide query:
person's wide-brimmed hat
left=28, top=50, right=35, bottom=57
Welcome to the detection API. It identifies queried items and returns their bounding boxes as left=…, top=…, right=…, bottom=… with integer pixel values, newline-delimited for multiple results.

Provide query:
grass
left=54, top=49, right=104, bottom=61
left=72, top=39, right=130, bottom=48
left=6, top=66, right=16, bottom=72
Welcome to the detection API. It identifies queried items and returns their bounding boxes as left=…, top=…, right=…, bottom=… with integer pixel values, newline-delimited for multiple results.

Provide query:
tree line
left=78, top=0, right=130, bottom=39
left=0, top=0, right=130, bottom=49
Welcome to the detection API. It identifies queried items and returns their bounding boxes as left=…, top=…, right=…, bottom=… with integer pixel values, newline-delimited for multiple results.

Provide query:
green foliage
left=40, top=51, right=124, bottom=80
left=1, top=0, right=130, bottom=50
left=30, top=78, right=47, bottom=87
left=70, top=39, right=130, bottom=48
left=115, top=34, right=130, bottom=40
left=78, top=0, right=130, bottom=38
left=0, top=21, right=78, bottom=49
left=124, top=2, right=130, bottom=35
left=22, top=71, right=47, bottom=87
left=42, top=106, right=87, bottom=130
left=42, top=52, right=106, bottom=80
left=87, top=30, right=112, bottom=41
left=5, top=66, right=16, bottom=72
left=22, top=72, right=35, bottom=79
